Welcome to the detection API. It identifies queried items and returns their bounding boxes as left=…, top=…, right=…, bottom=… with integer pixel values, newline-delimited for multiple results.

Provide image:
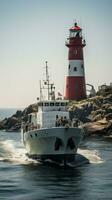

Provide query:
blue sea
left=0, top=108, right=21, bottom=120
left=0, top=109, right=112, bottom=200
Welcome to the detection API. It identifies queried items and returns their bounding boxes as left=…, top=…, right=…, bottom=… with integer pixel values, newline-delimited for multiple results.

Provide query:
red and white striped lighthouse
left=65, top=22, right=86, bottom=100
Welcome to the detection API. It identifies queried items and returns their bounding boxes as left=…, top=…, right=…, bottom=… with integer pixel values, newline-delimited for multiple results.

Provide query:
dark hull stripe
left=27, top=153, right=75, bottom=163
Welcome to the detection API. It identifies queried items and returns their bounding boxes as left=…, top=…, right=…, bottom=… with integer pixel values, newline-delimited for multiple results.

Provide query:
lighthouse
left=65, top=22, right=86, bottom=100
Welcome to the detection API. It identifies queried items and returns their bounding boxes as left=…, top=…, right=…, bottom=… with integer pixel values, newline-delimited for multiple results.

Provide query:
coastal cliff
left=0, top=94, right=112, bottom=137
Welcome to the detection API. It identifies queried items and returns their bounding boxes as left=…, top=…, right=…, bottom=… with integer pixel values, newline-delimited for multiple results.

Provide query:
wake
left=78, top=149, right=103, bottom=164
left=0, top=139, right=103, bottom=166
left=0, top=139, right=40, bottom=165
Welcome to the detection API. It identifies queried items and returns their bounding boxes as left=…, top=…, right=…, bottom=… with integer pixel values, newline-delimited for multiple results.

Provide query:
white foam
left=0, top=139, right=103, bottom=166
left=0, top=140, right=39, bottom=165
left=78, top=149, right=103, bottom=164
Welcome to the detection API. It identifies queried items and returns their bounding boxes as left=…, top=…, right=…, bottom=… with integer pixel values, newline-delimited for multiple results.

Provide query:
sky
left=0, top=0, right=112, bottom=108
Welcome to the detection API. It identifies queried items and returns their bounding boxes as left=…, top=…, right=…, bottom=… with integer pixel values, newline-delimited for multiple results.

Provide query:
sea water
left=0, top=108, right=21, bottom=120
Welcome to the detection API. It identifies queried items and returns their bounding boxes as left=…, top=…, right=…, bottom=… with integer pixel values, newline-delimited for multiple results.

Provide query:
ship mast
left=39, top=61, right=55, bottom=101
left=44, top=61, right=55, bottom=100
left=45, top=61, right=50, bottom=100
left=39, top=80, right=43, bottom=101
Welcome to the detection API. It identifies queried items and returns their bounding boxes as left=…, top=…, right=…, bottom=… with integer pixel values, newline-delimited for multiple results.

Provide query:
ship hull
left=22, top=127, right=82, bottom=163
left=27, top=153, right=75, bottom=163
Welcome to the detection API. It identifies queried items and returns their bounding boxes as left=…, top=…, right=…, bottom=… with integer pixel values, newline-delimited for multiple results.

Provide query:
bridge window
left=50, top=102, right=54, bottom=106
left=61, top=102, right=65, bottom=106
left=45, top=103, right=49, bottom=106
left=55, top=102, right=60, bottom=106
left=74, top=67, right=77, bottom=71
left=38, top=102, right=43, bottom=106
left=69, top=64, right=70, bottom=69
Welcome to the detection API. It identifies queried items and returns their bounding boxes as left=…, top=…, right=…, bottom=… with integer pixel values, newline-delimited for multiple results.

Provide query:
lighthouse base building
left=65, top=22, right=86, bottom=101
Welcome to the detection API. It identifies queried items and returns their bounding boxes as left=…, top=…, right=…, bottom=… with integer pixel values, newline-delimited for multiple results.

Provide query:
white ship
left=21, top=62, right=83, bottom=165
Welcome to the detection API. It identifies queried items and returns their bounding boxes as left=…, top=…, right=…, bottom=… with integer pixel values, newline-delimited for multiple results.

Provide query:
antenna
left=39, top=80, right=43, bottom=101
left=74, top=18, right=77, bottom=26
left=45, top=61, right=50, bottom=100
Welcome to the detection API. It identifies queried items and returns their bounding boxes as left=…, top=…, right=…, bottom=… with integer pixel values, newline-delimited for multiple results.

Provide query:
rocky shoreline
left=69, top=94, right=112, bottom=137
left=0, top=94, right=112, bottom=138
left=0, top=104, right=38, bottom=132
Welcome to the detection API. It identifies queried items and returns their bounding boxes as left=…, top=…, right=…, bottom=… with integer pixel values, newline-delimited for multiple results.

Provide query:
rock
left=103, top=94, right=112, bottom=103
left=82, top=119, right=108, bottom=136
left=22, top=104, right=38, bottom=116
left=0, top=120, right=4, bottom=130
left=82, top=118, right=112, bottom=137
left=12, top=110, right=23, bottom=118
left=97, top=85, right=112, bottom=96
left=69, top=94, right=112, bottom=137
left=104, top=120, right=112, bottom=134
left=3, top=117, right=21, bottom=131
left=92, top=114, right=102, bottom=122
left=106, top=106, right=112, bottom=114
left=91, top=109, right=106, bottom=121
left=69, top=101, right=94, bottom=123
left=105, top=113, right=112, bottom=121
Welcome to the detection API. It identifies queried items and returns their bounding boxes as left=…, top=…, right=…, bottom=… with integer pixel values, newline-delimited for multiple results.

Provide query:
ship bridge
left=36, top=100, right=69, bottom=128
left=38, top=100, right=68, bottom=112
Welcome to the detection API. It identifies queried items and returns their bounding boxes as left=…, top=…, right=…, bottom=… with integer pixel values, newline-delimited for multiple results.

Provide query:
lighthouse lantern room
left=65, top=22, right=86, bottom=100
